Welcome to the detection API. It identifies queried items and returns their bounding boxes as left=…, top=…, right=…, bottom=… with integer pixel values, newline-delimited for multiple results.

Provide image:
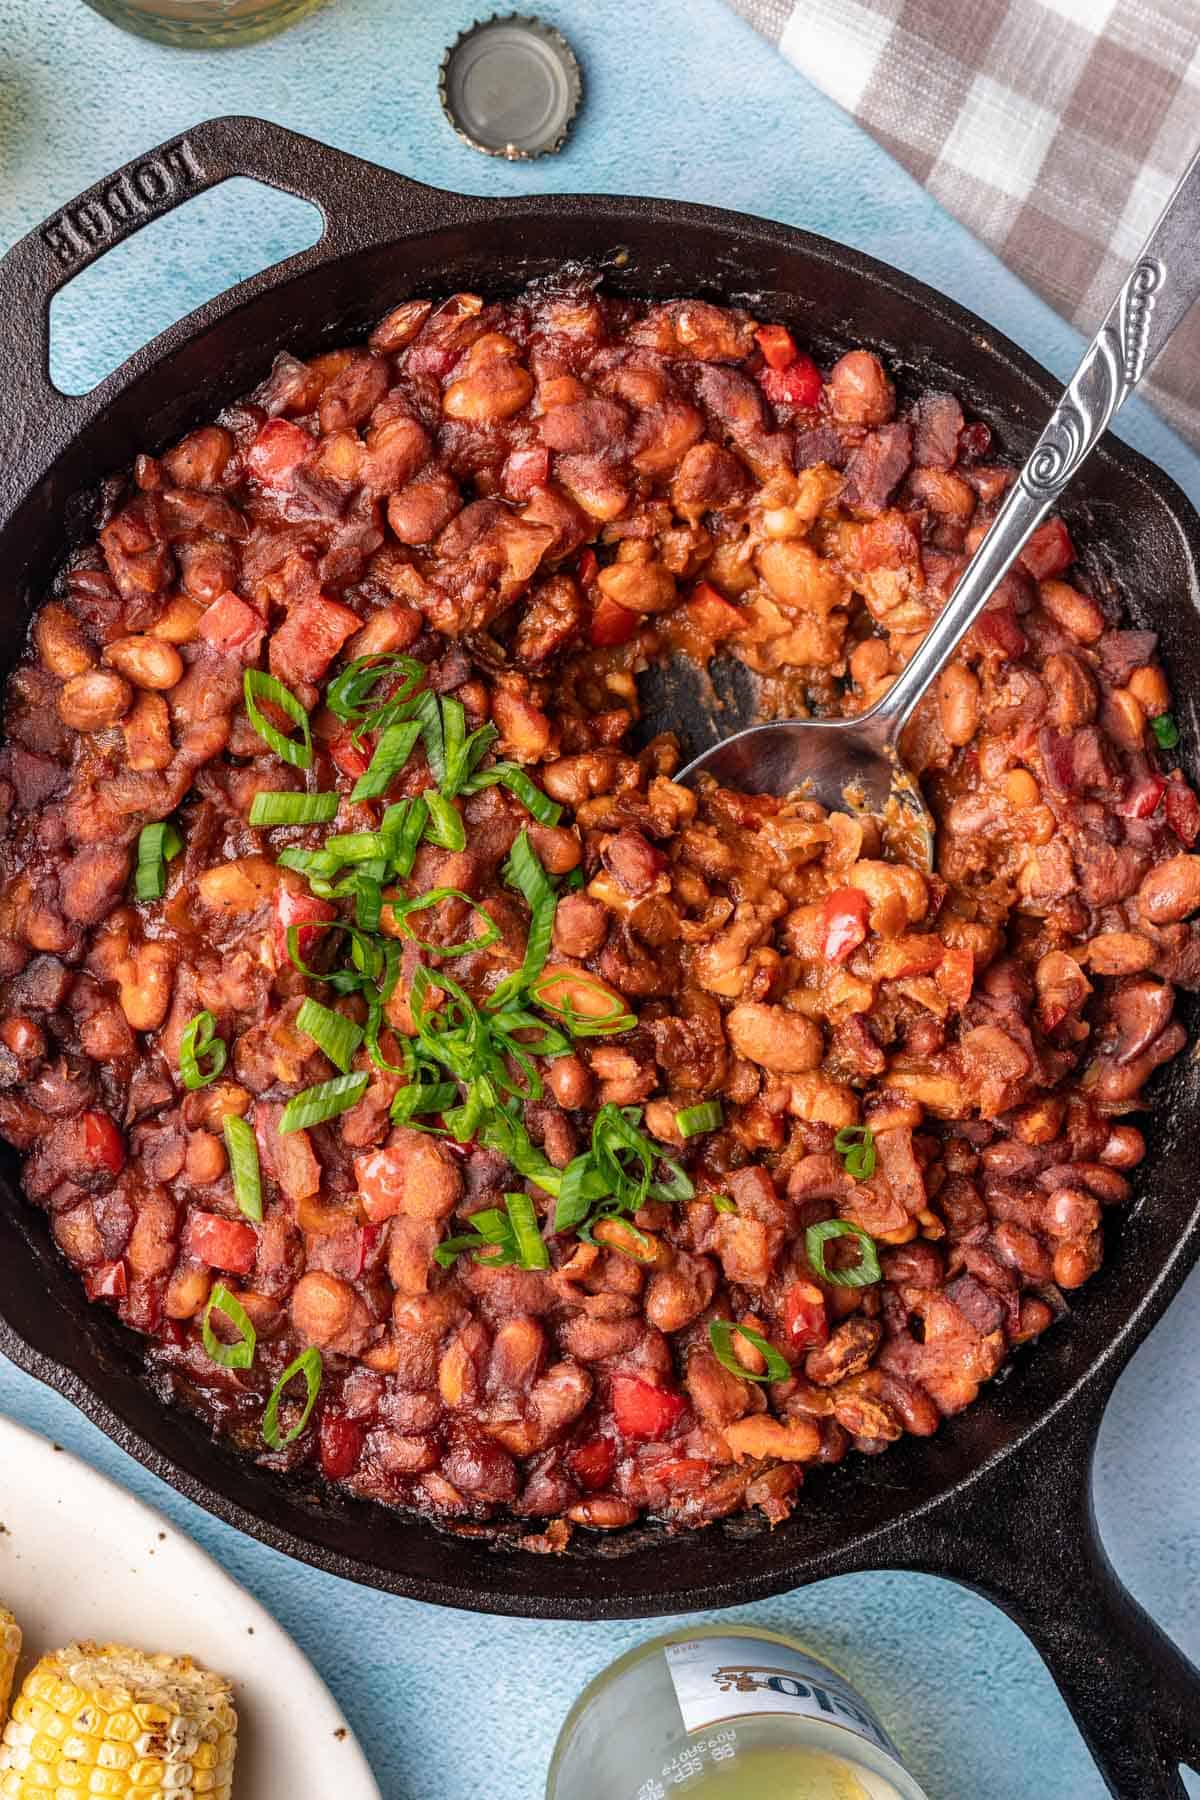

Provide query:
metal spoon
left=679, top=142, right=1200, bottom=863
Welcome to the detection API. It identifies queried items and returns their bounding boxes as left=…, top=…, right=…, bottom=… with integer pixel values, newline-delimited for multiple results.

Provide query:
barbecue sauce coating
left=0, top=279, right=1195, bottom=1545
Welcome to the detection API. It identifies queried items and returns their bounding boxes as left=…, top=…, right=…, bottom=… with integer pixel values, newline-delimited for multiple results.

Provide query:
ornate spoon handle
left=869, top=139, right=1200, bottom=741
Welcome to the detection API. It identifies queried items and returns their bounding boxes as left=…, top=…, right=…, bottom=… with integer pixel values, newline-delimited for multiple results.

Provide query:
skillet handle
left=0, top=114, right=445, bottom=429
left=899, top=1401, right=1200, bottom=1797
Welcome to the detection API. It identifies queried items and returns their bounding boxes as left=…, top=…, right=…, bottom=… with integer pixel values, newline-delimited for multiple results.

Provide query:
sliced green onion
left=530, top=971, right=636, bottom=1037
left=387, top=888, right=502, bottom=959
left=424, top=791, right=466, bottom=851
left=650, top=1154, right=695, bottom=1205
left=553, top=1153, right=605, bottom=1234
left=179, top=1010, right=227, bottom=1091
left=708, top=1319, right=790, bottom=1384
left=710, top=1193, right=737, bottom=1215
left=381, top=797, right=429, bottom=879
left=1151, top=712, right=1180, bottom=750
left=505, top=1191, right=549, bottom=1270
left=261, top=1346, right=323, bottom=1450
left=410, top=687, right=447, bottom=786
left=676, top=1101, right=723, bottom=1138
left=561, top=867, right=585, bottom=892
left=460, top=762, right=563, bottom=825
left=278, top=1071, right=369, bottom=1134
left=833, top=1124, right=877, bottom=1181
left=354, top=876, right=383, bottom=933
left=439, top=697, right=468, bottom=796
left=244, top=669, right=312, bottom=769
left=295, top=997, right=364, bottom=1074
left=351, top=719, right=422, bottom=803
left=390, top=1079, right=459, bottom=1123
left=202, top=1284, right=256, bottom=1370
left=134, top=820, right=183, bottom=901
left=326, top=654, right=424, bottom=724
left=462, top=721, right=499, bottom=780
left=591, top=1103, right=653, bottom=1211
left=478, top=1104, right=564, bottom=1199
left=806, top=1219, right=882, bottom=1288
left=248, top=790, right=339, bottom=828
left=223, top=1115, right=262, bottom=1222
left=487, top=834, right=558, bottom=1011
left=433, top=1205, right=518, bottom=1269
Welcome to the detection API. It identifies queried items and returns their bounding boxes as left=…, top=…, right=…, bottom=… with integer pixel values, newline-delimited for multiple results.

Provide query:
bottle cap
left=439, top=14, right=583, bottom=160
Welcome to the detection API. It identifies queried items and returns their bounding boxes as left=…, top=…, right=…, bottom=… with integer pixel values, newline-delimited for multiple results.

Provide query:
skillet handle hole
left=48, top=178, right=323, bottom=396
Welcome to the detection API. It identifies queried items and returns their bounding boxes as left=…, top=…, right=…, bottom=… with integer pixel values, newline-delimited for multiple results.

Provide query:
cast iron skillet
left=0, top=117, right=1198, bottom=1797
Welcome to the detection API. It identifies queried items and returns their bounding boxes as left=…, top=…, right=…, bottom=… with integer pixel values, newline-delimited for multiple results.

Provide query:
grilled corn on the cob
left=0, top=1610, right=18, bottom=1729
left=0, top=1641, right=236, bottom=1798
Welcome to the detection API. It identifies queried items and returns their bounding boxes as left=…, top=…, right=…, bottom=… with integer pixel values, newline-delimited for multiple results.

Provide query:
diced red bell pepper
left=186, top=1210, right=258, bottom=1275
left=610, top=1373, right=686, bottom=1442
left=569, top=1435, right=617, bottom=1491
left=84, top=1258, right=128, bottom=1303
left=1165, top=779, right=1200, bottom=846
left=82, top=1111, right=125, bottom=1175
left=246, top=418, right=313, bottom=487
left=269, top=594, right=362, bottom=687
left=758, top=354, right=822, bottom=411
left=686, top=580, right=744, bottom=641
left=577, top=549, right=599, bottom=589
left=1116, top=774, right=1166, bottom=820
left=973, top=605, right=1028, bottom=660
left=820, top=887, right=871, bottom=963
left=589, top=595, right=640, bottom=649
left=274, top=884, right=336, bottom=964
left=319, top=1409, right=366, bottom=1481
left=502, top=445, right=551, bottom=501
left=328, top=729, right=370, bottom=779
left=938, top=944, right=976, bottom=1009
left=1019, top=515, right=1075, bottom=581
left=754, top=323, right=799, bottom=371
left=354, top=1147, right=411, bottom=1224
left=784, top=1279, right=830, bottom=1351
left=197, top=591, right=266, bottom=662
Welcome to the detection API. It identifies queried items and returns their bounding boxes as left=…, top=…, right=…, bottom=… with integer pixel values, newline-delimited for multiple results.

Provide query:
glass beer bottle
left=547, top=1626, right=930, bottom=1799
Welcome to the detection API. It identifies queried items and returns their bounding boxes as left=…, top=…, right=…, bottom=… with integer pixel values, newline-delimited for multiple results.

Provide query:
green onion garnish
left=433, top=1205, right=519, bottom=1269
left=351, top=719, right=422, bottom=803
left=676, top=1101, right=723, bottom=1137
left=460, top=761, right=563, bottom=825
left=326, top=654, right=424, bottom=725
left=487, top=833, right=557, bottom=1010
left=381, top=797, right=429, bottom=879
left=179, top=1010, right=227, bottom=1090
left=278, top=1071, right=369, bottom=1134
left=411, top=688, right=447, bottom=785
left=387, top=887, right=502, bottom=959
left=440, top=697, right=467, bottom=794
left=833, top=1125, right=877, bottom=1181
left=424, top=791, right=466, bottom=851
left=708, top=1319, right=790, bottom=1384
left=531, top=971, right=636, bottom=1037
left=390, top=1079, right=460, bottom=1124
left=552, top=1153, right=607, bottom=1234
left=244, top=670, right=313, bottom=769
left=711, top=1194, right=737, bottom=1214
left=261, top=1346, right=323, bottom=1450
left=134, top=821, right=183, bottom=901
left=248, top=790, right=339, bottom=828
left=202, top=1284, right=257, bottom=1370
left=295, top=997, right=364, bottom=1074
left=805, top=1218, right=882, bottom=1288
left=505, top=1190, right=549, bottom=1270
left=1151, top=712, right=1180, bottom=750
left=223, top=1115, right=262, bottom=1222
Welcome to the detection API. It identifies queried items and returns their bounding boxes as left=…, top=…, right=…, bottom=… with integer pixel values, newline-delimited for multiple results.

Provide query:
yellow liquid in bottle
left=669, top=1744, right=902, bottom=1798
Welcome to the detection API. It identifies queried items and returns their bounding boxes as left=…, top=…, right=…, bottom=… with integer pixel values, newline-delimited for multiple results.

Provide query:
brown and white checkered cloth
left=728, top=0, right=1200, bottom=447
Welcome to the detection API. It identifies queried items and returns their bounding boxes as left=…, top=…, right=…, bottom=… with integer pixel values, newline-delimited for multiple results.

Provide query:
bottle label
left=664, top=1635, right=902, bottom=1760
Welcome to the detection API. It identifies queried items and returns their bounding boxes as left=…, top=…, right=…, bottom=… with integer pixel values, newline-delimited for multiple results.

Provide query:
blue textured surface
left=1, top=3, right=1199, bottom=1797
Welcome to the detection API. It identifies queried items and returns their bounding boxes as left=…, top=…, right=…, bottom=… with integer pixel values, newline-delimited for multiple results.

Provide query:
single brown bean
left=1099, top=1124, right=1146, bottom=1169
left=57, top=670, right=133, bottom=731
left=1037, top=579, right=1104, bottom=644
left=1137, top=855, right=1200, bottom=925
left=35, top=603, right=95, bottom=678
left=544, top=1053, right=592, bottom=1110
left=102, top=635, right=184, bottom=691
left=936, top=664, right=980, bottom=747
left=1085, top=931, right=1156, bottom=976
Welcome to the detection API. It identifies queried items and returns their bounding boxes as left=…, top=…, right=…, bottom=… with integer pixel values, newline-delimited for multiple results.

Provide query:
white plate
left=0, top=1415, right=381, bottom=1800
